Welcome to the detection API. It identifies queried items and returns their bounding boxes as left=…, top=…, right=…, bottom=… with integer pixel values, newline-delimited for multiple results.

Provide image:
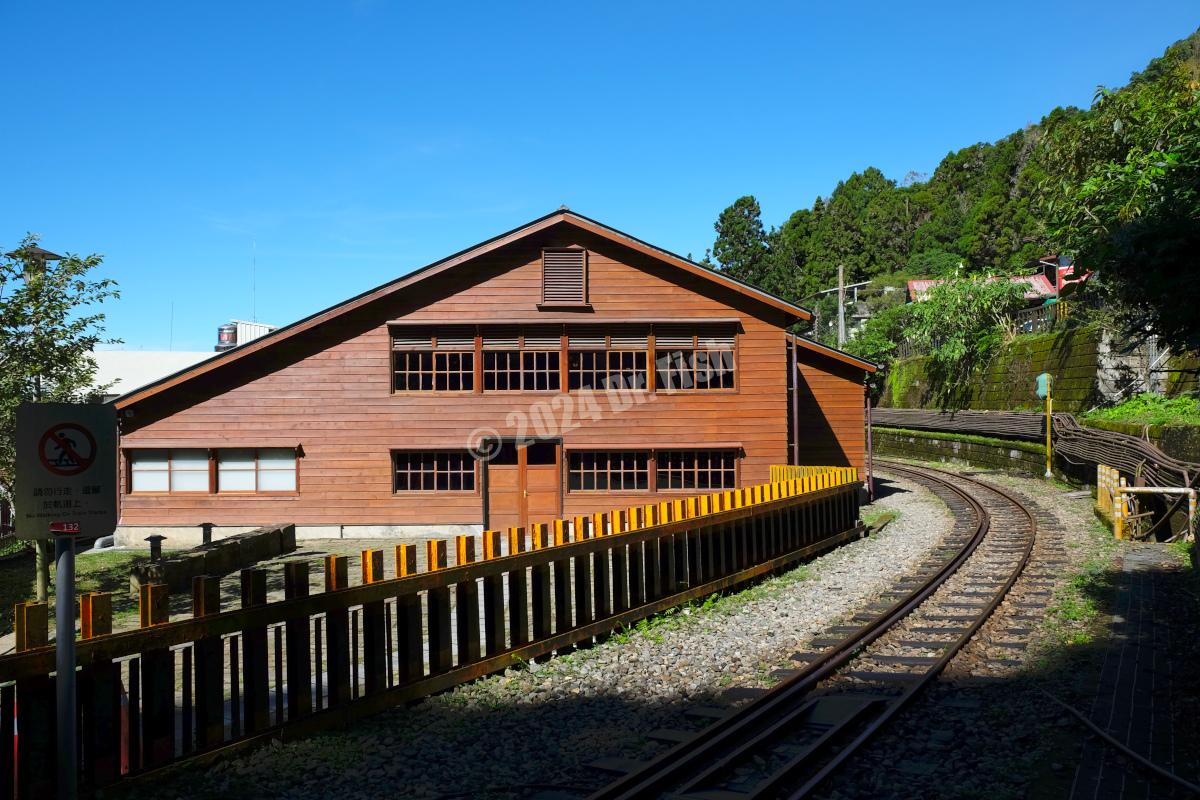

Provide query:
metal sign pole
left=54, top=532, right=77, bottom=800
left=1045, top=377, right=1054, bottom=478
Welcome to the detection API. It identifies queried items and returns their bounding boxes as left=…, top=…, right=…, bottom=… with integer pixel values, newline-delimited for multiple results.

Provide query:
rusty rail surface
left=0, top=473, right=862, bottom=798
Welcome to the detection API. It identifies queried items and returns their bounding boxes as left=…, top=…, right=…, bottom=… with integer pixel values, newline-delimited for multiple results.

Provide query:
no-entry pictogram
left=38, top=423, right=99, bottom=477
left=16, top=403, right=117, bottom=539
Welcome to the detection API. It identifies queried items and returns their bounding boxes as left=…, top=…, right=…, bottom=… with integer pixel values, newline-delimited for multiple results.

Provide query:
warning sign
left=15, top=403, right=117, bottom=539
left=39, top=423, right=99, bottom=476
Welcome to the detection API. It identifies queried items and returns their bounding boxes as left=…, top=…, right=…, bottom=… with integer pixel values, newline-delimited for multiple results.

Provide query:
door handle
left=523, top=490, right=528, bottom=497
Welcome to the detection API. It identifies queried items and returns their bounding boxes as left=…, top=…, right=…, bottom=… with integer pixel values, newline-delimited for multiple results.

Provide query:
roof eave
left=116, top=210, right=812, bottom=409
left=787, top=333, right=879, bottom=373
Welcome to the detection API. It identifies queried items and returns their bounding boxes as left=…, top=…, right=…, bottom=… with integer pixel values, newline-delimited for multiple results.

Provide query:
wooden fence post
left=185, top=577, right=224, bottom=754
left=393, top=544, right=422, bottom=684
left=426, top=540, right=452, bottom=674
left=236, top=568, right=269, bottom=737
left=530, top=524, right=552, bottom=640
left=359, top=550, right=387, bottom=695
left=572, top=517, right=593, bottom=631
left=481, top=532, right=506, bottom=656
left=137, top=583, right=173, bottom=768
left=13, top=600, right=52, bottom=799
left=552, top=521, right=571, bottom=634
left=78, top=592, right=119, bottom=789
left=592, top=512, right=611, bottom=621
left=323, top=555, right=351, bottom=707
left=454, top=536, right=480, bottom=665
left=507, top=528, right=530, bottom=648
left=283, top=561, right=313, bottom=717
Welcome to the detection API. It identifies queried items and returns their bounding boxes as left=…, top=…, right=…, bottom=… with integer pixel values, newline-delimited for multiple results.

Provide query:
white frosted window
left=218, top=449, right=257, bottom=492
left=257, top=448, right=296, bottom=491
left=170, top=449, right=209, bottom=492
left=130, top=449, right=169, bottom=492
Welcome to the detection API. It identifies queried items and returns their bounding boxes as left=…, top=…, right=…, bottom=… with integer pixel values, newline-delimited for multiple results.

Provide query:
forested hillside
left=706, top=26, right=1200, bottom=358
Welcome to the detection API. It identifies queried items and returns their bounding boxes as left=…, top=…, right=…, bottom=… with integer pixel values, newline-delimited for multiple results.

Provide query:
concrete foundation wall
left=116, top=522, right=485, bottom=549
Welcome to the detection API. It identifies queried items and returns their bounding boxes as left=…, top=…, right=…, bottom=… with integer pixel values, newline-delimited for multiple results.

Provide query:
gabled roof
left=114, top=209, right=812, bottom=409
left=786, top=333, right=878, bottom=373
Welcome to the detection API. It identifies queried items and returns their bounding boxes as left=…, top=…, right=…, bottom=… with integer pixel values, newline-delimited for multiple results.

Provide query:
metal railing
left=0, top=468, right=861, bottom=797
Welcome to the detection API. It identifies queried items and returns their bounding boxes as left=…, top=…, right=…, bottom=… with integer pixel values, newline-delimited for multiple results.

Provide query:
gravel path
left=118, top=474, right=952, bottom=800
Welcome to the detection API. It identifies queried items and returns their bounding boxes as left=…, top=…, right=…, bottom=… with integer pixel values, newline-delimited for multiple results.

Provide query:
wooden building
left=112, top=210, right=875, bottom=543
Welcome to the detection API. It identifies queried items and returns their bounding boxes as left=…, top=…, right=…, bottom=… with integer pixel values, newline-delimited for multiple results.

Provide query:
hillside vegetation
left=705, top=27, right=1200, bottom=371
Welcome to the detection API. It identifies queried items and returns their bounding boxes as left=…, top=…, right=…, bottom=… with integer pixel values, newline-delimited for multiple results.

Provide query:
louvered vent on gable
left=541, top=248, right=587, bottom=306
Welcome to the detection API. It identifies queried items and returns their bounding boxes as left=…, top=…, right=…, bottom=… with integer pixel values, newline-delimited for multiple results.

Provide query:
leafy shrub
left=1083, top=392, right=1200, bottom=426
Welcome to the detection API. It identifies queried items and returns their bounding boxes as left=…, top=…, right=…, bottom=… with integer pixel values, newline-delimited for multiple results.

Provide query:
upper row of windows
left=391, top=324, right=737, bottom=393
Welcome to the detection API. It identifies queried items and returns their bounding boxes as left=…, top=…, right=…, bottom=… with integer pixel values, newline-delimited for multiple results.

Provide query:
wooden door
left=486, top=442, right=522, bottom=530
left=522, top=441, right=561, bottom=529
left=485, top=440, right=561, bottom=530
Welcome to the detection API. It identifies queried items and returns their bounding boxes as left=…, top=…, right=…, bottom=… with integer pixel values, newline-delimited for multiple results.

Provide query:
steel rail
left=781, top=461, right=1038, bottom=798
left=589, top=461, right=1016, bottom=800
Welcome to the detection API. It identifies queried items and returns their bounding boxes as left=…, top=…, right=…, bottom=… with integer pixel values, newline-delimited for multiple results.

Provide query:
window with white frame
left=127, top=447, right=297, bottom=494
left=217, top=448, right=298, bottom=492
left=128, top=449, right=208, bottom=493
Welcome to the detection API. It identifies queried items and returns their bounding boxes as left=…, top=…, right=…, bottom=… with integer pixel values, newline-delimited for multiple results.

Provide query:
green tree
left=0, top=236, right=119, bottom=598
left=903, top=271, right=1026, bottom=407
left=1039, top=40, right=1200, bottom=351
left=709, top=196, right=770, bottom=286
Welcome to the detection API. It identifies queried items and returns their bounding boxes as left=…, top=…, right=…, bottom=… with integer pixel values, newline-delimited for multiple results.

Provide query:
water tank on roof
left=215, top=323, right=237, bottom=352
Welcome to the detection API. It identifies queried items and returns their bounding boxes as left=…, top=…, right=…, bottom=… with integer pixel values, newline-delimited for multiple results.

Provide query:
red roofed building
left=906, top=274, right=1058, bottom=303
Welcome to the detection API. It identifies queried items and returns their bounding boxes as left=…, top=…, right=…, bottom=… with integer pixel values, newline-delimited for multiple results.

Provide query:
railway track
left=587, top=461, right=1040, bottom=800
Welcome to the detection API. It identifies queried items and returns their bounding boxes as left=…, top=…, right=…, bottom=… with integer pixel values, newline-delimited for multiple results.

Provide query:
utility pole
left=837, top=264, right=846, bottom=348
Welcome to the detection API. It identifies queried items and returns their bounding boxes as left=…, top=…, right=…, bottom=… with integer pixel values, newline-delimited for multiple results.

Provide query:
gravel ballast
left=119, top=474, right=953, bottom=800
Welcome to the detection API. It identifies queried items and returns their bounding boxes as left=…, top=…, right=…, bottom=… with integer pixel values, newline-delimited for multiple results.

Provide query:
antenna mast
left=251, top=239, right=257, bottom=322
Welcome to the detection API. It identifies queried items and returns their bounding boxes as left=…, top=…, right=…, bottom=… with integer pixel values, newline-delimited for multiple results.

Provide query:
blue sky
left=3, top=1, right=1196, bottom=351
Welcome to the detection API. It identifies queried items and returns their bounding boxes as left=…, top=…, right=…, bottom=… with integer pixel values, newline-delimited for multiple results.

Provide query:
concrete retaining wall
left=116, top=522, right=484, bottom=549
left=129, top=523, right=297, bottom=595
left=874, top=427, right=1047, bottom=476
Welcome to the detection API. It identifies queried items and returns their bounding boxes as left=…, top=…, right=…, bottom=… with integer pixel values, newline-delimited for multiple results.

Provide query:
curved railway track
left=588, top=461, right=1040, bottom=800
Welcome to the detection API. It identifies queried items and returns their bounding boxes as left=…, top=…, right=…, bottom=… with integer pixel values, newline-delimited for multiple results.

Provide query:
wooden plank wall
left=118, top=223, right=846, bottom=527
left=795, top=352, right=867, bottom=474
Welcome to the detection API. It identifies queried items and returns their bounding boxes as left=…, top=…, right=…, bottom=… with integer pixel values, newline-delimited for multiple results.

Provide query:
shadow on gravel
left=102, top=547, right=1200, bottom=800
left=817, top=545, right=1200, bottom=800
left=868, top=475, right=912, bottom=503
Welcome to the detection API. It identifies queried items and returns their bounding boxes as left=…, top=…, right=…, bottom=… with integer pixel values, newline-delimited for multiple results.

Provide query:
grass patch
left=608, top=563, right=816, bottom=645
left=862, top=509, right=898, bottom=531
left=1041, top=520, right=1119, bottom=648
left=1167, top=538, right=1195, bottom=566
left=1082, top=392, right=1200, bottom=427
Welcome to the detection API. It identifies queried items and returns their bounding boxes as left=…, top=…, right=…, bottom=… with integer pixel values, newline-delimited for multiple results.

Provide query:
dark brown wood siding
left=794, top=352, right=866, bottom=474
left=117, top=222, right=859, bottom=527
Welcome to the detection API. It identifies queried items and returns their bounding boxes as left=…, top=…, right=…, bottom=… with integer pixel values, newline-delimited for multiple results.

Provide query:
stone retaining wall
left=882, top=325, right=1102, bottom=412
left=874, top=427, right=1047, bottom=476
left=1080, top=418, right=1200, bottom=464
